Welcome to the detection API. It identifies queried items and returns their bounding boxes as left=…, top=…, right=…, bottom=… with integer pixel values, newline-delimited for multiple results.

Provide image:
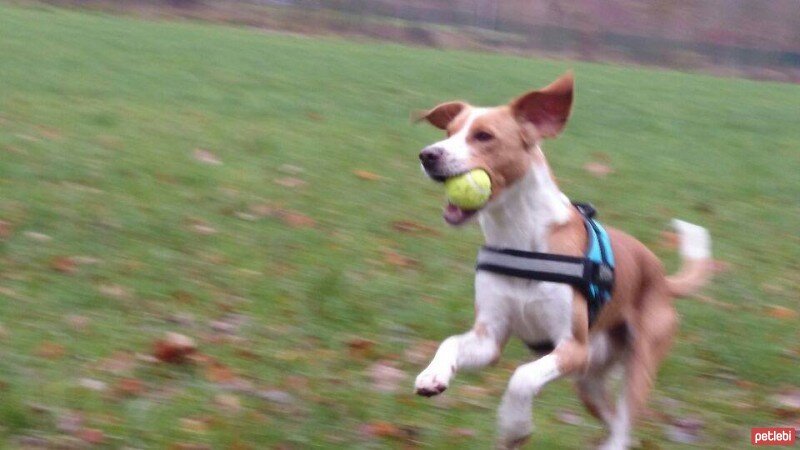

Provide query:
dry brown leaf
left=346, top=337, right=376, bottom=359
left=50, top=256, right=77, bottom=274
left=403, top=340, right=439, bottom=365
left=193, top=148, right=221, bottom=165
left=353, top=170, right=382, bottom=181
left=36, top=342, right=66, bottom=359
left=97, top=351, right=137, bottom=374
left=66, top=315, right=90, bottom=332
left=98, top=284, right=130, bottom=300
left=278, top=164, right=304, bottom=175
left=76, top=428, right=105, bottom=445
left=179, top=418, right=208, bottom=434
left=116, top=378, right=144, bottom=397
left=0, top=220, right=11, bottom=239
left=24, top=231, right=52, bottom=242
left=766, top=305, right=798, bottom=320
left=205, top=362, right=235, bottom=383
left=280, top=211, right=316, bottom=228
left=368, top=360, right=406, bottom=393
left=190, top=222, right=217, bottom=235
left=390, top=220, right=440, bottom=236
left=214, top=394, right=242, bottom=414
left=274, top=177, right=306, bottom=188
left=153, top=332, right=197, bottom=364
left=583, top=161, right=614, bottom=177
left=359, top=421, right=405, bottom=439
left=382, top=249, right=418, bottom=268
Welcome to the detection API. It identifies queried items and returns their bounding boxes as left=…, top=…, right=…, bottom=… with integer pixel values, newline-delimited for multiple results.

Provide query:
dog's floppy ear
left=511, top=71, right=573, bottom=139
left=412, top=101, right=467, bottom=130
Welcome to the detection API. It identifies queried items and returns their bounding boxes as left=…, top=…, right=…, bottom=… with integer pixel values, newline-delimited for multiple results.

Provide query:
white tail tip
left=671, top=219, right=711, bottom=260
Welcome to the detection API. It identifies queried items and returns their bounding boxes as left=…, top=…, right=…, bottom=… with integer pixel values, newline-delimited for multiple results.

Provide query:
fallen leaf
left=153, top=332, right=197, bottom=364
left=274, top=177, right=306, bottom=188
left=190, top=222, right=217, bottom=235
left=368, top=360, right=406, bottom=393
left=257, top=389, right=295, bottom=405
left=450, top=428, right=477, bottom=438
left=56, top=410, right=84, bottom=433
left=79, top=378, right=108, bottom=392
left=66, top=315, right=90, bottom=332
left=0, top=220, right=11, bottom=239
left=193, top=148, right=221, bottom=165
left=382, top=249, right=418, bottom=268
left=205, top=361, right=235, bottom=383
left=278, top=164, right=304, bottom=175
left=50, top=256, right=77, bottom=274
left=772, top=389, right=800, bottom=418
left=280, top=211, right=315, bottom=228
left=180, top=418, right=208, bottom=434
left=359, top=421, right=405, bottom=439
left=346, top=337, right=376, bottom=359
left=36, top=342, right=65, bottom=359
left=116, top=378, right=144, bottom=397
left=353, top=170, right=382, bottom=181
left=403, top=340, right=439, bottom=365
left=24, top=231, right=52, bottom=242
left=583, top=161, right=614, bottom=177
left=98, top=283, right=130, bottom=300
left=390, top=220, right=440, bottom=236
left=214, top=394, right=241, bottom=414
left=76, top=428, right=104, bottom=445
left=306, top=111, right=325, bottom=122
left=765, top=305, right=798, bottom=320
left=97, top=351, right=137, bottom=374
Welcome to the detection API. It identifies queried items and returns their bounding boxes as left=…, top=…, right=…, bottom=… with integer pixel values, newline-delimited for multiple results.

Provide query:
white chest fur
left=475, top=157, right=575, bottom=346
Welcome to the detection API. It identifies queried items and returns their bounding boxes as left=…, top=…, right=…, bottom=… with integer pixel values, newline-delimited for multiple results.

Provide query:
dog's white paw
left=497, top=395, right=533, bottom=449
left=414, top=365, right=452, bottom=397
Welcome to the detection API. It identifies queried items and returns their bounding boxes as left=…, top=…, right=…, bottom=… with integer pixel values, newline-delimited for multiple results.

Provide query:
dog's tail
left=665, top=219, right=713, bottom=298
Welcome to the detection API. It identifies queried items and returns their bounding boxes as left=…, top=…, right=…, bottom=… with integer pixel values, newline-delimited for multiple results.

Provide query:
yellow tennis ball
left=445, top=169, right=491, bottom=210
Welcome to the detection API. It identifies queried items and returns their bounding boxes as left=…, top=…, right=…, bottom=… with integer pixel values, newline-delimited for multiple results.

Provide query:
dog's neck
left=478, top=146, right=572, bottom=252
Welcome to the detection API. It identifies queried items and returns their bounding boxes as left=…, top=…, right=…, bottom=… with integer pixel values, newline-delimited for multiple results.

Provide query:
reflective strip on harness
left=476, top=248, right=587, bottom=282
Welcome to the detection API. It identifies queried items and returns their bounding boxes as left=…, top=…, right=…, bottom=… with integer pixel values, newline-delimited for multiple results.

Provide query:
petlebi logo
left=751, top=427, right=797, bottom=446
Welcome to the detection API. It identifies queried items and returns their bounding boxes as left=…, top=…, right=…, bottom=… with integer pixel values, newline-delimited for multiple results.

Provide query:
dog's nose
left=419, top=147, right=444, bottom=166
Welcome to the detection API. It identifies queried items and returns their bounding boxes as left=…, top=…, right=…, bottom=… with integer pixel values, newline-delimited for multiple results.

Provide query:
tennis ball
left=445, top=169, right=491, bottom=210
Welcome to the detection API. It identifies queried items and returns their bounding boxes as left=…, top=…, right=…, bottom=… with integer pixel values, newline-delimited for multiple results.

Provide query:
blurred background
left=0, top=0, right=798, bottom=449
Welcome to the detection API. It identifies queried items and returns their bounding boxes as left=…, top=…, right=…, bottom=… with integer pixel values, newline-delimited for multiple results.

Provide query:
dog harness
left=476, top=203, right=615, bottom=326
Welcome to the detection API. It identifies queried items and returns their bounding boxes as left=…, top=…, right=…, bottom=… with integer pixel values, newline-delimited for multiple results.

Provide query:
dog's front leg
left=496, top=340, right=588, bottom=449
left=415, top=320, right=508, bottom=397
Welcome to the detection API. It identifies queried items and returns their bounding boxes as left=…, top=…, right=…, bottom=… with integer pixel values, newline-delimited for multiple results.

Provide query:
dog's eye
left=473, top=131, right=494, bottom=142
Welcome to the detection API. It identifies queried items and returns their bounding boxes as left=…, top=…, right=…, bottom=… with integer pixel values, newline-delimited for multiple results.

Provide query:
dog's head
left=416, top=72, right=573, bottom=225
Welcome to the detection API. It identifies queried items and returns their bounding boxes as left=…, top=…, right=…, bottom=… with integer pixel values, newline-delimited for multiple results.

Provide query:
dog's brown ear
left=412, top=101, right=467, bottom=130
left=511, top=71, right=573, bottom=139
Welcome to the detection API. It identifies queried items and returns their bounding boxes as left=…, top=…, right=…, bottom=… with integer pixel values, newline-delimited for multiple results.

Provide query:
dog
left=413, top=71, right=712, bottom=449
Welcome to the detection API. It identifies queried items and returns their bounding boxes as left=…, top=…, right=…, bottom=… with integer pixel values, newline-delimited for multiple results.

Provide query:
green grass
left=1, top=4, right=798, bottom=448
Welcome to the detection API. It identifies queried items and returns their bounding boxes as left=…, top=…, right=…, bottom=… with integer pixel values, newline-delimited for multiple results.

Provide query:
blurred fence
left=47, top=0, right=800, bottom=81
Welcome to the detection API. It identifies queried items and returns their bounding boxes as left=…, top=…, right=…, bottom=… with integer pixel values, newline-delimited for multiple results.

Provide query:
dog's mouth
left=443, top=202, right=479, bottom=225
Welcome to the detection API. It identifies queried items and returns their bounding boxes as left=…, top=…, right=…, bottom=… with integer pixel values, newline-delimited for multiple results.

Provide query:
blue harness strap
left=476, top=203, right=615, bottom=326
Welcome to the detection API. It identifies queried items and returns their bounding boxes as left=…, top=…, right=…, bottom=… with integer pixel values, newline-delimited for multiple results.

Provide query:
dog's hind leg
left=576, top=331, right=625, bottom=427
left=600, top=296, right=677, bottom=450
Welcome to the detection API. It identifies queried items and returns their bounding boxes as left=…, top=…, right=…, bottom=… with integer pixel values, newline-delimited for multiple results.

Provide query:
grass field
left=1, top=4, right=798, bottom=449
